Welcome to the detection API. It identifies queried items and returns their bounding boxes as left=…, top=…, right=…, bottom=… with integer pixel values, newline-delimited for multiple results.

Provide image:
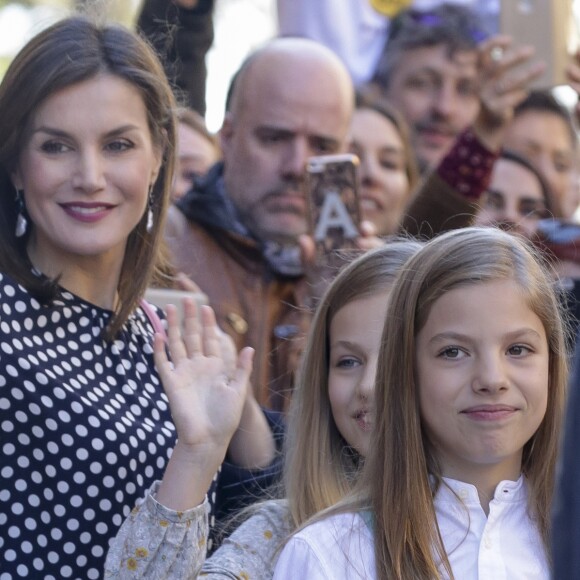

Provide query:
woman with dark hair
left=0, top=16, right=253, bottom=579
left=474, top=148, right=559, bottom=239
left=504, top=90, right=579, bottom=218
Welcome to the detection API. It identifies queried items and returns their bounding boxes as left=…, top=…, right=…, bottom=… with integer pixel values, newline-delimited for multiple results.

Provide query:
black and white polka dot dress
left=0, top=273, right=183, bottom=579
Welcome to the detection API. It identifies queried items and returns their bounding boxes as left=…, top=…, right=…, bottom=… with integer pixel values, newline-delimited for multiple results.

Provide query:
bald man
left=165, top=38, right=355, bottom=412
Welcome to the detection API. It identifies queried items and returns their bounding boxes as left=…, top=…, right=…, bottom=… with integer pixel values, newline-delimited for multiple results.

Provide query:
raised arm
left=154, top=301, right=254, bottom=509
left=105, top=300, right=253, bottom=578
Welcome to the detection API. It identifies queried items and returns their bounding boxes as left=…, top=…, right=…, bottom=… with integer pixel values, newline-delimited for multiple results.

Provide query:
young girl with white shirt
left=273, top=226, right=569, bottom=580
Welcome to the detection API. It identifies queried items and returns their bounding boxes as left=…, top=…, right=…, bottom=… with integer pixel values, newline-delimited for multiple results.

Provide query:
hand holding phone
left=144, top=288, right=208, bottom=327
left=306, top=154, right=361, bottom=262
left=500, top=0, right=577, bottom=90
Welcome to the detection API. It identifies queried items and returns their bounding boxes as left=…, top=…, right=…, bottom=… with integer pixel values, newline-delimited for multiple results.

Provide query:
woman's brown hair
left=0, top=16, right=177, bottom=338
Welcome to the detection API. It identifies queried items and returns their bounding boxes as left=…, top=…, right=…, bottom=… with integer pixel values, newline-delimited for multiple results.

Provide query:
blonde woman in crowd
left=350, top=90, right=419, bottom=237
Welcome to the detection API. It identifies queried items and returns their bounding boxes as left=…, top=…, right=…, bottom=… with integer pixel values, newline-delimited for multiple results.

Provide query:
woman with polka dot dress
left=0, top=16, right=253, bottom=579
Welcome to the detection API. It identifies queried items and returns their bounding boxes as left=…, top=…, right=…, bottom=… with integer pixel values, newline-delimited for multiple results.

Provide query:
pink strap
left=139, top=299, right=167, bottom=340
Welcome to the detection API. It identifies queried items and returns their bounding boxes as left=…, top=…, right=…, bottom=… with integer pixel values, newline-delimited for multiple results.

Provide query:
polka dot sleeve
left=104, top=481, right=209, bottom=578
left=0, top=272, right=220, bottom=578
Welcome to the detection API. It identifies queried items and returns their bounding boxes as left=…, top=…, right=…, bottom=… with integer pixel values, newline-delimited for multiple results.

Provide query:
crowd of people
left=1, top=1, right=580, bottom=579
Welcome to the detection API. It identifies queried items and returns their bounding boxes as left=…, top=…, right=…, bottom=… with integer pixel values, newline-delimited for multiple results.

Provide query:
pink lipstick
left=60, top=202, right=115, bottom=223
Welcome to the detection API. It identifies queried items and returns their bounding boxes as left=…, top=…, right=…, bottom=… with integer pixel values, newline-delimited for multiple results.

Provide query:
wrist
left=155, top=439, right=228, bottom=510
left=172, top=438, right=229, bottom=470
left=472, top=117, right=508, bottom=153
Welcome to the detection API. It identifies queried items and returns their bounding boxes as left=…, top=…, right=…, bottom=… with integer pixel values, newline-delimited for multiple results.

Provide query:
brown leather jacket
left=165, top=205, right=311, bottom=413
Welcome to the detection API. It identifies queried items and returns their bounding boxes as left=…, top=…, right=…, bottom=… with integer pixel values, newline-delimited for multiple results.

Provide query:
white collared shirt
left=272, top=476, right=548, bottom=580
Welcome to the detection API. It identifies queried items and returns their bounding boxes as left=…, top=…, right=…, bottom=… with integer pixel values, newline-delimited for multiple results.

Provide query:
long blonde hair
left=324, top=227, right=569, bottom=579
left=283, top=239, right=422, bottom=527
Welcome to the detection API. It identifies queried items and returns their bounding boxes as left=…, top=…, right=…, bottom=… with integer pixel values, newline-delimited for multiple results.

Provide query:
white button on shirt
left=437, top=476, right=547, bottom=579
left=272, top=476, right=549, bottom=580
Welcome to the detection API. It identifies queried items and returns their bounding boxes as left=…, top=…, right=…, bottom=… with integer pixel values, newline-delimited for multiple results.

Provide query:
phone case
left=306, top=154, right=361, bottom=260
left=500, top=0, right=577, bottom=90
left=143, top=288, right=208, bottom=326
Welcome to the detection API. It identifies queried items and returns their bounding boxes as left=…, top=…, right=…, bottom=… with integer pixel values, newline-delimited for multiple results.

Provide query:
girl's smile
left=460, top=404, right=519, bottom=421
left=416, top=279, right=549, bottom=486
left=328, top=292, right=387, bottom=455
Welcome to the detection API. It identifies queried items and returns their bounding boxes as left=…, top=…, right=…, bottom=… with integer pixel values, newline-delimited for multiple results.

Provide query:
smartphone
left=305, top=153, right=361, bottom=260
left=500, top=0, right=577, bottom=89
left=144, top=288, right=208, bottom=326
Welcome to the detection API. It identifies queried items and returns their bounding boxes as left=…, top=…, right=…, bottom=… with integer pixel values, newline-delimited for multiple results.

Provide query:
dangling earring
left=15, top=188, right=27, bottom=238
left=146, top=186, right=154, bottom=233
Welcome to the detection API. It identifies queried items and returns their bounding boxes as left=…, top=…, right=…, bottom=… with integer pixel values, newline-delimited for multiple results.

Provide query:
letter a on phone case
left=313, top=190, right=359, bottom=242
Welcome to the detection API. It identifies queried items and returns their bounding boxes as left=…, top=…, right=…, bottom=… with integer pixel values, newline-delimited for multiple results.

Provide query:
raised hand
left=154, top=298, right=254, bottom=510
left=474, top=36, right=545, bottom=151
left=154, top=298, right=253, bottom=451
